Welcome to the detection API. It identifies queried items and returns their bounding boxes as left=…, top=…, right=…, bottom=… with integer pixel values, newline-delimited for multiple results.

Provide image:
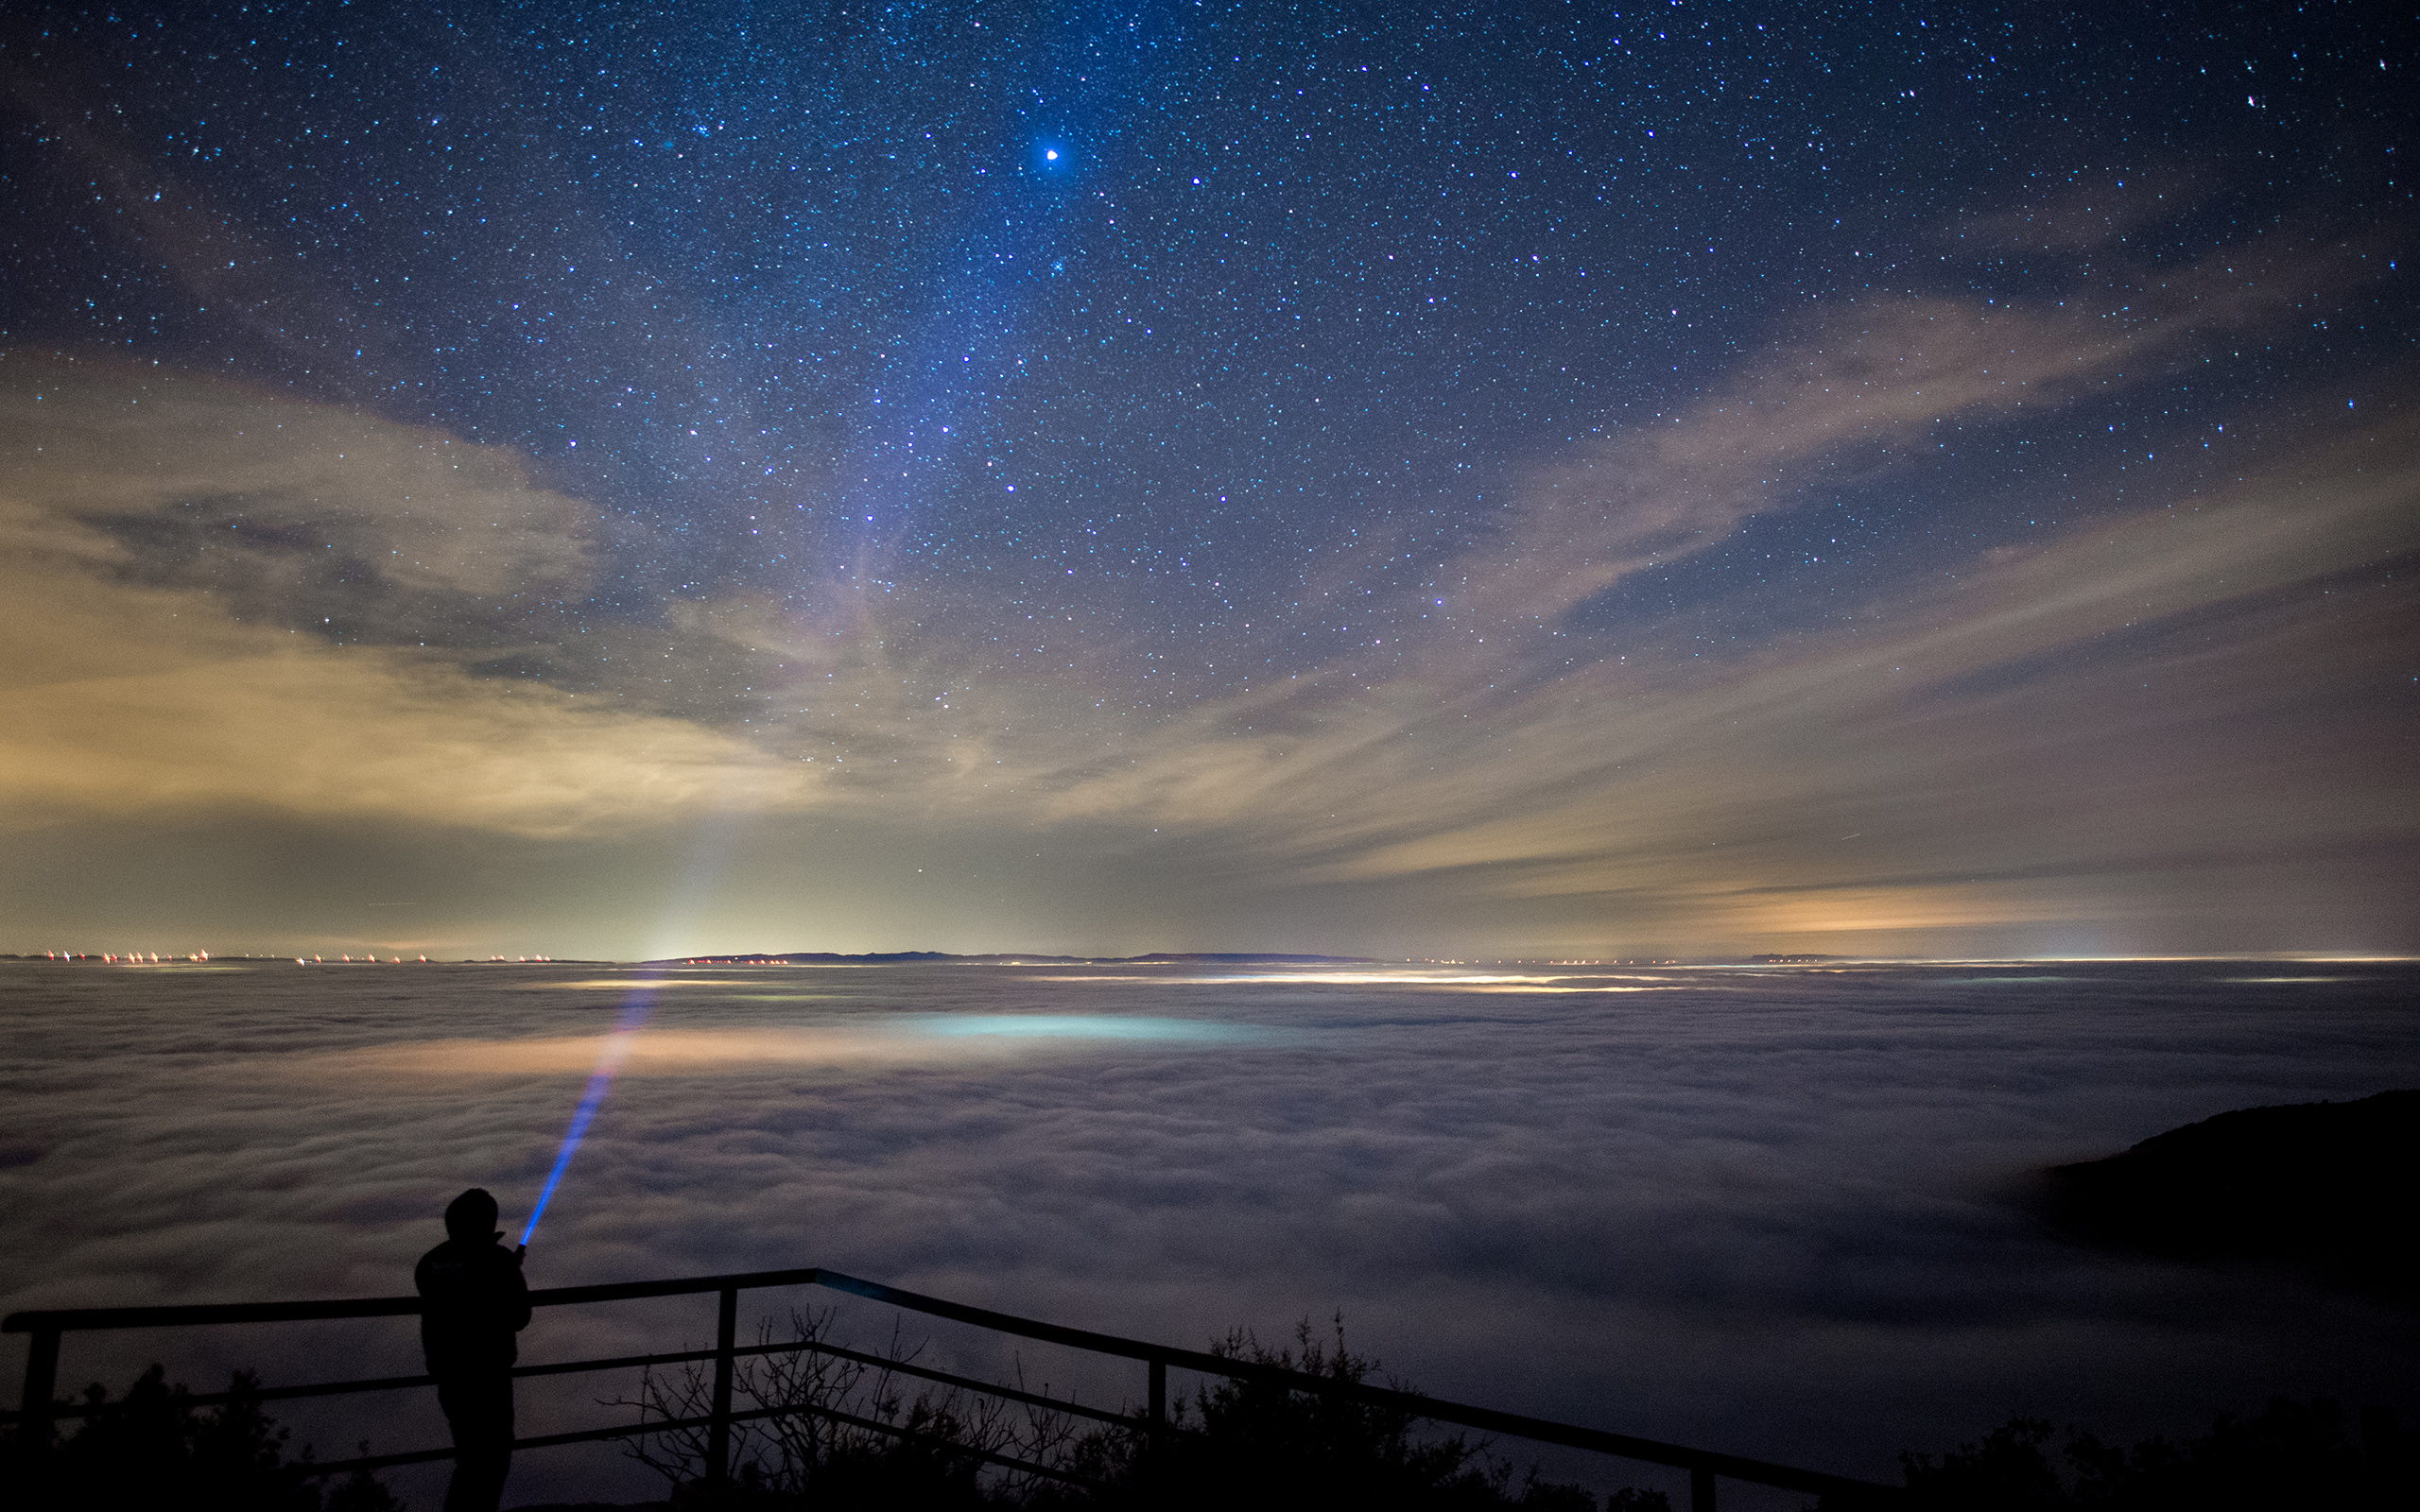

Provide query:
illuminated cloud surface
left=1, top=4, right=2411, bottom=957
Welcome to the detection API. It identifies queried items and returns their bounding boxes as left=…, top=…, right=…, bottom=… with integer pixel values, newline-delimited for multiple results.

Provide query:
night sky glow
left=0, top=2, right=2411, bottom=959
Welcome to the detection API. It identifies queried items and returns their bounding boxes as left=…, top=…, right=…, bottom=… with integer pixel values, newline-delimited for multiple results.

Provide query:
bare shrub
left=606, top=1306, right=1085, bottom=1504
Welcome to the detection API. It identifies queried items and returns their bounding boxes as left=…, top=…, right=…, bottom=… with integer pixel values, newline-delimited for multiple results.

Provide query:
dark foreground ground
left=16, top=1323, right=2412, bottom=1512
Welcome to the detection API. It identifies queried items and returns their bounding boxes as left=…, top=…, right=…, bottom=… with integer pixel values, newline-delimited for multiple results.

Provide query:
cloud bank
left=4, top=963, right=2416, bottom=1505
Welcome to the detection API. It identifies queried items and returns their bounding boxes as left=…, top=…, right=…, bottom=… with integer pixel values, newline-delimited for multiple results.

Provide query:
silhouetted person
left=416, top=1188, right=530, bottom=1512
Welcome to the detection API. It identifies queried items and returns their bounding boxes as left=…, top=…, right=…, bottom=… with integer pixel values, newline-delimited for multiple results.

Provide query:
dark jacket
left=415, top=1237, right=531, bottom=1377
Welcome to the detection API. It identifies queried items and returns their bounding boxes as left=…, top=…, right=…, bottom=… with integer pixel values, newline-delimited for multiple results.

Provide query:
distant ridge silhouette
left=2043, top=1089, right=2418, bottom=1300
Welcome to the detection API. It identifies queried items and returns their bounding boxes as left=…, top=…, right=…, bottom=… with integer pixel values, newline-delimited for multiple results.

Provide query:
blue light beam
left=521, top=989, right=657, bottom=1245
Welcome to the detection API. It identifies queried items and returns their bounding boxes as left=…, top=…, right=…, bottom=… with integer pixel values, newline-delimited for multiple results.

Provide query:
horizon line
left=9, top=950, right=2416, bottom=967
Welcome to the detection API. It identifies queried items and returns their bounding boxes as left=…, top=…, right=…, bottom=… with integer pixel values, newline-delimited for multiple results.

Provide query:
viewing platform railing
left=5, top=1266, right=1898, bottom=1510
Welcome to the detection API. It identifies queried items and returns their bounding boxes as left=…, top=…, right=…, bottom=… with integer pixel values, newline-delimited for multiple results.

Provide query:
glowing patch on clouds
left=303, top=1016, right=1276, bottom=1078
left=1029, top=971, right=1679, bottom=988
left=1452, top=983, right=1691, bottom=994
left=536, top=978, right=739, bottom=989
left=1942, top=975, right=2091, bottom=985
left=2224, top=975, right=2356, bottom=984
left=909, top=1014, right=1267, bottom=1042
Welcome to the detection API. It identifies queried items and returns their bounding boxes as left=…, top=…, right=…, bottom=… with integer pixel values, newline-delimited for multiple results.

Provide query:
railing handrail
left=820, top=1273, right=1889, bottom=1500
left=8, top=1265, right=1900, bottom=1503
left=1, top=1264, right=834, bottom=1334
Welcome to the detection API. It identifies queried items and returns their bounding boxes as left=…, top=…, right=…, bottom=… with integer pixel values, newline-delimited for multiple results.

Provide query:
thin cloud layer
left=0, top=569, right=814, bottom=837
left=0, top=361, right=821, bottom=837
left=0, top=204, right=2409, bottom=955
left=1001, top=407, right=2414, bottom=952
left=2, top=360, right=596, bottom=604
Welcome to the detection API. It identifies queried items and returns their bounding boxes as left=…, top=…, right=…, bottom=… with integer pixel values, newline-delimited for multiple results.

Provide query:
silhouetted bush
left=1898, top=1397, right=2410, bottom=1511
left=2, top=1364, right=403, bottom=1512
left=1056, top=1315, right=1608, bottom=1512
left=49, top=1333, right=2402, bottom=1511
left=615, top=1307, right=1076, bottom=1508
left=627, top=1311, right=1656, bottom=1512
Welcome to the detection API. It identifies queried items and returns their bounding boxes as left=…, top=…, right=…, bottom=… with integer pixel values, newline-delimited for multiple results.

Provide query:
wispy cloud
left=1449, top=229, right=2383, bottom=644
left=0, top=358, right=821, bottom=837
left=1029, top=417, right=2414, bottom=951
left=0, top=214, right=2407, bottom=954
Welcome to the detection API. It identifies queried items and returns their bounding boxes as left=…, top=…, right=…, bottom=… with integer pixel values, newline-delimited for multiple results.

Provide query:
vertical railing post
left=706, top=1285, right=737, bottom=1485
left=19, top=1327, right=60, bottom=1453
left=1691, top=1465, right=1716, bottom=1512
left=1147, top=1356, right=1167, bottom=1431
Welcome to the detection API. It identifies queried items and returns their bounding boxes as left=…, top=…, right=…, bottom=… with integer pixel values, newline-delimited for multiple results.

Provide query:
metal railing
left=5, top=1266, right=1898, bottom=1509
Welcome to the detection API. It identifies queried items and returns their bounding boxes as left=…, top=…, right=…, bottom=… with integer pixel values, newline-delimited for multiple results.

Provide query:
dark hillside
left=2043, top=1090, right=2417, bottom=1298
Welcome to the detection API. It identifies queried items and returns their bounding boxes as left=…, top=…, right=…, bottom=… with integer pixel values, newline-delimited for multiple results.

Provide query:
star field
left=1, top=0, right=2412, bottom=958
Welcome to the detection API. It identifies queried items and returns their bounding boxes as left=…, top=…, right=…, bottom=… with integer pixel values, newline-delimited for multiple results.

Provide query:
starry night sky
left=1, top=1, right=2412, bottom=958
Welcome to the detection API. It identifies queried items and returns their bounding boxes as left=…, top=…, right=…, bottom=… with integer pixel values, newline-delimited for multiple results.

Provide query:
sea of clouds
left=3, top=960, right=2415, bottom=1507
